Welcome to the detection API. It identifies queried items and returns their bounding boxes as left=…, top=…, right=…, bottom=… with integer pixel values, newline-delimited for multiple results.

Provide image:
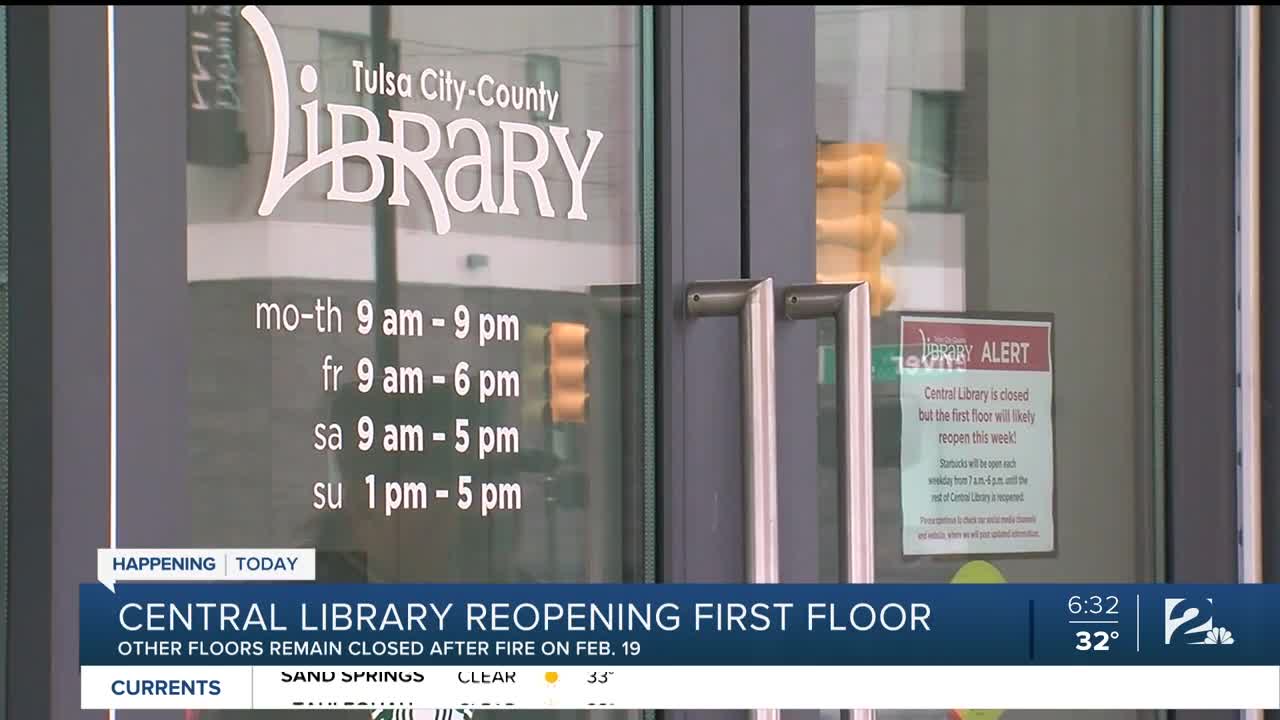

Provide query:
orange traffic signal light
left=815, top=141, right=902, bottom=316
left=546, top=321, right=589, bottom=423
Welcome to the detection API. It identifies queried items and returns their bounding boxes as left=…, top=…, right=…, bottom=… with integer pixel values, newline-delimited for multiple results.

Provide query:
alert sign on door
left=898, top=315, right=1055, bottom=556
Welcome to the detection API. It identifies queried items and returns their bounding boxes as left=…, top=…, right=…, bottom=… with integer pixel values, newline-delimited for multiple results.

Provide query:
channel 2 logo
left=1163, top=597, right=1235, bottom=646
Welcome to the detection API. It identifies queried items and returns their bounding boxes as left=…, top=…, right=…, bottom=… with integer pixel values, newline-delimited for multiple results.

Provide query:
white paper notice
left=899, top=315, right=1055, bottom=556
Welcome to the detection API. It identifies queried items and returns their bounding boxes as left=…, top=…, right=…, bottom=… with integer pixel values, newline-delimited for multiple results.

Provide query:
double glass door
left=115, top=5, right=1159, bottom=720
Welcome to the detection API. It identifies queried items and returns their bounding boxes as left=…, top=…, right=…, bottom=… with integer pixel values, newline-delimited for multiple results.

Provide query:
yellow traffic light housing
left=521, top=322, right=549, bottom=425
left=815, top=141, right=903, bottom=316
left=546, top=321, right=589, bottom=424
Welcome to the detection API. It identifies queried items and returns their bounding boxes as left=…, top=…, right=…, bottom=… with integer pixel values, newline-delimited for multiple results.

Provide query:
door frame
left=1165, top=4, right=1239, bottom=590
left=656, top=5, right=820, bottom=588
left=656, top=11, right=818, bottom=720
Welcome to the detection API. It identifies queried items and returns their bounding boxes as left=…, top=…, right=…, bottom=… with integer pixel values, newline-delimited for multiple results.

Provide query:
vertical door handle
left=783, top=283, right=875, bottom=584
left=686, top=279, right=780, bottom=585
left=687, top=278, right=779, bottom=720
left=785, top=282, right=874, bottom=720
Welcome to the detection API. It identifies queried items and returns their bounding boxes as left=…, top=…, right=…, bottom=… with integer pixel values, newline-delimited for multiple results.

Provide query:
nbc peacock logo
left=1163, top=597, right=1235, bottom=646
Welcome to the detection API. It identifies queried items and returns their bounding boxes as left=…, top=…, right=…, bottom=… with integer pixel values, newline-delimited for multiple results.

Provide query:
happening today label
left=97, top=549, right=316, bottom=591
left=898, top=315, right=1055, bottom=556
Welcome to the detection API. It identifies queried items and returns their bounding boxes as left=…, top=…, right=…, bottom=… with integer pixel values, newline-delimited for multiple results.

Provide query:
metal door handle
left=686, top=279, right=779, bottom=585
left=785, top=282, right=873, bottom=720
left=783, top=283, right=874, bottom=584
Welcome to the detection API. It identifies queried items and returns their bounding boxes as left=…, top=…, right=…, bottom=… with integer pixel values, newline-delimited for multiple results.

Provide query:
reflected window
left=318, top=31, right=402, bottom=147
left=908, top=90, right=959, bottom=212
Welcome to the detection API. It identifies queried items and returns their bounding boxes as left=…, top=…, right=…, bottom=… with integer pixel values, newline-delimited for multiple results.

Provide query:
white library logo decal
left=241, top=5, right=604, bottom=235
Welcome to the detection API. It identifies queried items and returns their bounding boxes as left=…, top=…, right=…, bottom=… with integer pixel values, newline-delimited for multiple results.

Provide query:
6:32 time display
left=1067, top=594, right=1119, bottom=615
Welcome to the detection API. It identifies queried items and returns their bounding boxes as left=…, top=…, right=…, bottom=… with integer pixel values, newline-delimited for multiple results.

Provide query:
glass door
left=180, top=4, right=655, bottom=720
left=185, top=3, right=655, bottom=586
left=809, top=5, right=1161, bottom=588
left=115, top=9, right=784, bottom=717
left=751, top=5, right=1162, bottom=720
left=677, top=11, right=1163, bottom=717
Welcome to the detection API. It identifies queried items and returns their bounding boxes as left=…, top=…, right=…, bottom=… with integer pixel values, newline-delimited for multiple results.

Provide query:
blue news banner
left=81, top=583, right=1279, bottom=667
